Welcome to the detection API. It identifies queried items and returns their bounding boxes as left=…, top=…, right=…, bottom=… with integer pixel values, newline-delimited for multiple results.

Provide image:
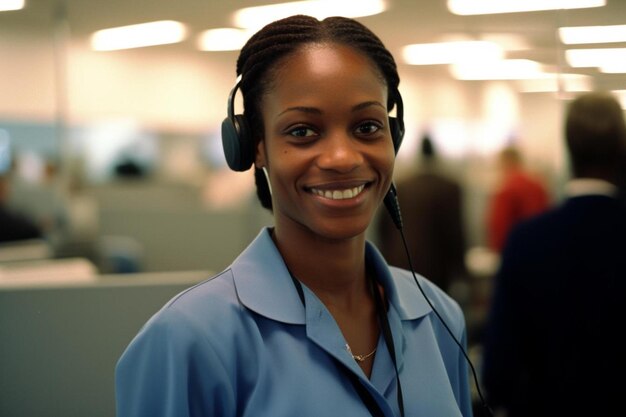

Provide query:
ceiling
left=2, top=0, right=625, bottom=90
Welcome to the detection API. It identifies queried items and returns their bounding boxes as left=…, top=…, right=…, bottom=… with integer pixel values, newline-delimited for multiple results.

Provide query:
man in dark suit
left=481, top=92, right=626, bottom=417
left=377, top=134, right=467, bottom=295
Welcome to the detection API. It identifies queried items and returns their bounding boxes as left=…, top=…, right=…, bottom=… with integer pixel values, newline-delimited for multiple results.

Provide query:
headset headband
left=226, top=75, right=242, bottom=122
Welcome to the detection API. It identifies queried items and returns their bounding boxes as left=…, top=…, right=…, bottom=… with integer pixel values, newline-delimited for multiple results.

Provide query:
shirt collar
left=231, top=227, right=432, bottom=324
left=564, top=178, right=618, bottom=198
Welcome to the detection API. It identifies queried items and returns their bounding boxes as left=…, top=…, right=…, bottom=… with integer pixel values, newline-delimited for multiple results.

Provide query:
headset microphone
left=383, top=183, right=403, bottom=230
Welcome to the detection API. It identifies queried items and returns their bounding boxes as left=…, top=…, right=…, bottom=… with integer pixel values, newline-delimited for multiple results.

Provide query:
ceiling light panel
left=559, top=24, right=626, bottom=44
left=599, top=62, right=626, bottom=73
left=197, top=28, right=251, bottom=51
left=233, top=0, right=386, bottom=29
left=448, top=0, right=606, bottom=15
left=402, top=41, right=503, bottom=65
left=565, top=48, right=626, bottom=68
left=451, top=59, right=544, bottom=80
left=91, top=21, right=187, bottom=51
left=0, top=0, right=24, bottom=11
left=517, top=73, right=592, bottom=93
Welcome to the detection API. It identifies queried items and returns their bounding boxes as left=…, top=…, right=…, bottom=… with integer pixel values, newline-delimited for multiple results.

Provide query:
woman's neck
left=272, top=225, right=380, bottom=378
left=271, top=225, right=369, bottom=310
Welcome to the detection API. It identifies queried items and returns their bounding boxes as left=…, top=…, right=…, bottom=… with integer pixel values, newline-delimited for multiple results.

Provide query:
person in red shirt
left=487, top=146, right=549, bottom=252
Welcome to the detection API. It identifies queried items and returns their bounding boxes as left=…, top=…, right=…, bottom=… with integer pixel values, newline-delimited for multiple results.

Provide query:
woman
left=116, top=15, right=472, bottom=417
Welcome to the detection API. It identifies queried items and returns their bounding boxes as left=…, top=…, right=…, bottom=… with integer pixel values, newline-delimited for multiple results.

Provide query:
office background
left=1, top=1, right=625, bottom=416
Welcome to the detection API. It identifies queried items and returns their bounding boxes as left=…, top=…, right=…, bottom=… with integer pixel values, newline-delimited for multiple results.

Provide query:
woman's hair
left=235, top=14, right=401, bottom=210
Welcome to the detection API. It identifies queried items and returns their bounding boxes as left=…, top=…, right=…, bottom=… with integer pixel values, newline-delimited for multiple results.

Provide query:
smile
left=309, top=184, right=366, bottom=200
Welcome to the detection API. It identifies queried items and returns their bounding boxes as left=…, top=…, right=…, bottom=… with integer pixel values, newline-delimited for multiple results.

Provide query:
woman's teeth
left=311, top=184, right=365, bottom=200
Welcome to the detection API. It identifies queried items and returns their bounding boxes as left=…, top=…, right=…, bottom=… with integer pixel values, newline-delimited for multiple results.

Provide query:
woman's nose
left=316, top=132, right=363, bottom=173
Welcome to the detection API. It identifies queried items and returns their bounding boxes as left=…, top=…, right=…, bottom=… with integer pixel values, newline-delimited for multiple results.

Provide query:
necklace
left=346, top=343, right=377, bottom=363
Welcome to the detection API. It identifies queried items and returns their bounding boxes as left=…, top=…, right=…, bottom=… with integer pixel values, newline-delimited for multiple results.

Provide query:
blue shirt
left=115, top=228, right=473, bottom=417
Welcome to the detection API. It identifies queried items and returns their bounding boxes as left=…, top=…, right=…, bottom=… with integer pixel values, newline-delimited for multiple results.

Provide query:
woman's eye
left=355, top=121, right=382, bottom=136
left=288, top=126, right=317, bottom=138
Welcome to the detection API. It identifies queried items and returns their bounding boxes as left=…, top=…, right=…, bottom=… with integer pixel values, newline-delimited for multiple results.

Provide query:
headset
left=221, top=76, right=492, bottom=416
left=221, top=75, right=405, bottom=172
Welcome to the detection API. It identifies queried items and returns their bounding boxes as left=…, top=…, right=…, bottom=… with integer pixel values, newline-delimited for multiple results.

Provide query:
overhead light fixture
left=451, top=59, right=544, bottom=80
left=600, top=62, right=626, bottom=73
left=480, top=33, right=531, bottom=51
left=91, top=20, right=187, bottom=51
left=517, top=73, right=592, bottom=93
left=402, top=41, right=503, bottom=65
left=0, top=0, right=24, bottom=11
left=447, top=0, right=605, bottom=15
left=559, top=24, right=626, bottom=44
left=197, top=28, right=252, bottom=51
left=565, top=48, right=626, bottom=68
left=233, top=0, right=387, bottom=30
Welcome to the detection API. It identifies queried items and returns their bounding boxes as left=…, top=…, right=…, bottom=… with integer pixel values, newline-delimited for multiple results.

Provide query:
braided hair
left=236, top=15, right=400, bottom=210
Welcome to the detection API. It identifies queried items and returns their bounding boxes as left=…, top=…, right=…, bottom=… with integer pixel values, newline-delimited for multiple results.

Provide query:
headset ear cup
left=389, top=116, right=404, bottom=154
left=234, top=114, right=255, bottom=170
left=221, top=114, right=254, bottom=171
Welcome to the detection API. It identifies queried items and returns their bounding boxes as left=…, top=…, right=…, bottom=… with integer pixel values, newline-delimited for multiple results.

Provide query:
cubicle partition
left=0, top=270, right=209, bottom=417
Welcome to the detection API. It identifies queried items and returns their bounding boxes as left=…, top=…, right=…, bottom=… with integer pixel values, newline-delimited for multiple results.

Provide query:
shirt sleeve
left=115, top=308, right=236, bottom=417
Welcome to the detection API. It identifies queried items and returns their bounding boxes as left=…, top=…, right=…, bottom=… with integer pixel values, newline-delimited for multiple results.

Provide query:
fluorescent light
left=197, top=28, right=252, bottom=51
left=233, top=0, right=387, bottom=29
left=565, top=48, right=626, bottom=68
left=480, top=33, right=531, bottom=51
left=451, top=59, right=544, bottom=80
left=91, top=20, right=187, bottom=51
left=402, top=41, right=503, bottom=65
left=517, top=73, right=592, bottom=93
left=559, top=24, right=626, bottom=44
left=448, top=0, right=605, bottom=15
left=0, top=0, right=24, bottom=11
left=600, top=62, right=626, bottom=73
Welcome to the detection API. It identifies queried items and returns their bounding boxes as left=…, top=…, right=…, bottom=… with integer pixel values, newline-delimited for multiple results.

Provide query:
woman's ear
left=255, top=139, right=267, bottom=168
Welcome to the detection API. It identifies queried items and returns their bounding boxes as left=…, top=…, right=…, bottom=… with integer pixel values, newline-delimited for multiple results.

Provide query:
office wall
left=0, top=30, right=57, bottom=121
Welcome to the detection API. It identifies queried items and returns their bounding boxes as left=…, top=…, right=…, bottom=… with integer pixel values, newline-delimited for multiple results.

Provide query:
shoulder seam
left=166, top=268, right=233, bottom=308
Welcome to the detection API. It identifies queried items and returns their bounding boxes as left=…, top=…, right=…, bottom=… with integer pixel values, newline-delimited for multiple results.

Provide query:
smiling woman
left=257, top=43, right=395, bottom=243
left=115, top=14, right=473, bottom=417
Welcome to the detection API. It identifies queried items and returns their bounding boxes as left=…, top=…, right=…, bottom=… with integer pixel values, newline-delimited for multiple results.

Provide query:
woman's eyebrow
left=352, top=101, right=385, bottom=112
left=277, top=106, right=322, bottom=117
left=277, top=101, right=385, bottom=118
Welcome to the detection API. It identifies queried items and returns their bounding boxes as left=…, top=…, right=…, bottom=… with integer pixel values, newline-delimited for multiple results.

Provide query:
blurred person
left=377, top=133, right=468, bottom=295
left=481, top=91, right=626, bottom=417
left=114, top=157, right=146, bottom=178
left=0, top=174, right=42, bottom=243
left=115, top=15, right=474, bottom=417
left=50, top=158, right=105, bottom=268
left=6, top=157, right=69, bottom=238
left=486, top=146, right=549, bottom=252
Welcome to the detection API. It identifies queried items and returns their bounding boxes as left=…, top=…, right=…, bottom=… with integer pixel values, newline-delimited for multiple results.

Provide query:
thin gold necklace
left=346, top=343, right=377, bottom=363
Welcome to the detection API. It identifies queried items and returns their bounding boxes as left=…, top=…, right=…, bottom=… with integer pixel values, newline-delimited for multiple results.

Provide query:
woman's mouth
left=309, top=184, right=366, bottom=200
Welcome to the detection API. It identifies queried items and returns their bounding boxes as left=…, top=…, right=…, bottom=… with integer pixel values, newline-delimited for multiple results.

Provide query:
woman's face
left=256, top=42, right=395, bottom=242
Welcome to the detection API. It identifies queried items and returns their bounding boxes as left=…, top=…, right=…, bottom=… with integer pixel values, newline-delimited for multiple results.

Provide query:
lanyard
left=288, top=267, right=405, bottom=417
